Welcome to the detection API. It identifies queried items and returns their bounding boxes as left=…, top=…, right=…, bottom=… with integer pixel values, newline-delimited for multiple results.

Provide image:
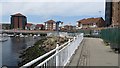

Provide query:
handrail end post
left=56, top=42, right=59, bottom=66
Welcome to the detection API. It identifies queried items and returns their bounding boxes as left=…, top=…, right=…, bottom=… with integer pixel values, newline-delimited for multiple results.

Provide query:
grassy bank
left=18, top=36, right=68, bottom=67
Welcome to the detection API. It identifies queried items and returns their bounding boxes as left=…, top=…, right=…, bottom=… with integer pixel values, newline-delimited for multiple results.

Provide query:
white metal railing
left=21, top=33, right=84, bottom=68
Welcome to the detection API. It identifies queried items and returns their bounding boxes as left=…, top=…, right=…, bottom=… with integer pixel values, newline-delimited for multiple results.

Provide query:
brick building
left=111, top=1, right=120, bottom=27
left=77, top=17, right=105, bottom=29
left=44, top=20, right=56, bottom=30
left=63, top=25, right=74, bottom=30
left=25, top=23, right=33, bottom=30
left=105, top=1, right=112, bottom=26
left=11, top=13, right=27, bottom=29
left=105, top=0, right=120, bottom=27
left=36, top=24, right=45, bottom=30
left=2, top=23, right=11, bottom=30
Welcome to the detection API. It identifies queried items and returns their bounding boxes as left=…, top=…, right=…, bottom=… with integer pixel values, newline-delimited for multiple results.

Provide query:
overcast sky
left=0, top=0, right=105, bottom=25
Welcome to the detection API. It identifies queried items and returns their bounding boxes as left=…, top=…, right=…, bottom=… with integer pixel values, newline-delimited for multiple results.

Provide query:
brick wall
left=19, top=17, right=23, bottom=29
left=11, top=16, right=27, bottom=29
left=112, top=1, right=120, bottom=27
left=14, top=17, right=18, bottom=29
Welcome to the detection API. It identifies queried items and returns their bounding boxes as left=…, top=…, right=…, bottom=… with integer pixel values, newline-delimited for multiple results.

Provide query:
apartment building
left=11, top=13, right=27, bottom=29
left=44, top=20, right=56, bottom=30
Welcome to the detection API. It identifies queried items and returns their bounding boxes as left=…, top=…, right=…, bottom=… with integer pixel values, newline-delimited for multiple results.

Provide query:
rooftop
left=11, top=13, right=26, bottom=17
left=45, top=20, right=55, bottom=23
left=36, top=24, right=44, bottom=27
left=25, top=23, right=33, bottom=27
left=77, top=17, right=104, bottom=24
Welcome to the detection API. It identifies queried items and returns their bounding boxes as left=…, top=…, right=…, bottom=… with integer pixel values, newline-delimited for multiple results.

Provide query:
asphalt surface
left=66, top=38, right=118, bottom=67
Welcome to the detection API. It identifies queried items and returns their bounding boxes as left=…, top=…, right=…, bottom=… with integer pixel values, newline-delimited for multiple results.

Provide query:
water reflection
left=2, top=36, right=41, bottom=66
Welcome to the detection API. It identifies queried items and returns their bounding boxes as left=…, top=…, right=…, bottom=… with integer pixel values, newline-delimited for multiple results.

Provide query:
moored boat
left=0, top=37, right=8, bottom=42
left=0, top=34, right=8, bottom=42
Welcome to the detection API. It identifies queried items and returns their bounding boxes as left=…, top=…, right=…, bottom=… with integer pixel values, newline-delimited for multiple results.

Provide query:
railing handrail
left=36, top=49, right=57, bottom=67
left=21, top=38, right=71, bottom=67
left=21, top=33, right=84, bottom=67
left=36, top=39, right=72, bottom=67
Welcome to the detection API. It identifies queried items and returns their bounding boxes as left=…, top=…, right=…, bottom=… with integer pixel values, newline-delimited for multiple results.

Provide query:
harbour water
left=1, top=36, right=42, bottom=66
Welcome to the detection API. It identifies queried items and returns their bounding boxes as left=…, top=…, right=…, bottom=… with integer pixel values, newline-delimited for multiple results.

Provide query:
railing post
left=68, top=39, right=71, bottom=44
left=56, top=42, right=59, bottom=67
left=73, top=36, right=76, bottom=41
left=68, top=39, right=71, bottom=49
left=68, top=39, right=71, bottom=58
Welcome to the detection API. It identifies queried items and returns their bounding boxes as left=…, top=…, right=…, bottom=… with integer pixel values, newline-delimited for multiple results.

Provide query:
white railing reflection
left=21, top=33, right=84, bottom=68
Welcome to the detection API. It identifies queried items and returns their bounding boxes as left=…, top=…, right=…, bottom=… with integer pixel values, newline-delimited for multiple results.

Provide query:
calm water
left=1, top=36, right=42, bottom=66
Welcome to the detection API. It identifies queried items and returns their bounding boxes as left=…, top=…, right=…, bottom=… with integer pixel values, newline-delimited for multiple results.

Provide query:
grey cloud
left=2, top=2, right=105, bottom=17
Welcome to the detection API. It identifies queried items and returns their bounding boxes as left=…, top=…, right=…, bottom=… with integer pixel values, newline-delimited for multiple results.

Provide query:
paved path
left=66, top=38, right=118, bottom=67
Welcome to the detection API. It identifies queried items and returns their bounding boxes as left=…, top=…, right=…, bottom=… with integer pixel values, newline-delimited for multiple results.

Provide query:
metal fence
left=101, top=28, right=120, bottom=50
left=21, top=33, right=84, bottom=67
left=77, top=29, right=101, bottom=38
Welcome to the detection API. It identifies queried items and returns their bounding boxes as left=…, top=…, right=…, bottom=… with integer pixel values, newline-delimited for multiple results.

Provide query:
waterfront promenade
left=2, top=30, right=54, bottom=34
left=66, top=38, right=118, bottom=66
